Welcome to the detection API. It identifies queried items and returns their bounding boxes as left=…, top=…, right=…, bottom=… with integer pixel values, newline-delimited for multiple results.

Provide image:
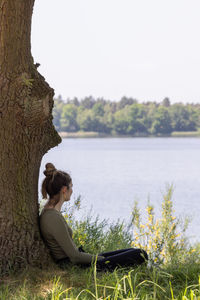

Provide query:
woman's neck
left=45, top=197, right=65, bottom=212
left=54, top=200, right=64, bottom=212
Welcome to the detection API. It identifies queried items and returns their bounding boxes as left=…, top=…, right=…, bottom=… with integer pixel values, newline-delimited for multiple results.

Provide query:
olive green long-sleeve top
left=40, top=208, right=103, bottom=264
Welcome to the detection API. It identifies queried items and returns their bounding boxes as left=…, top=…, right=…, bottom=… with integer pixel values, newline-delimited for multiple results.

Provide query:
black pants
left=57, top=248, right=148, bottom=271
left=96, top=248, right=148, bottom=271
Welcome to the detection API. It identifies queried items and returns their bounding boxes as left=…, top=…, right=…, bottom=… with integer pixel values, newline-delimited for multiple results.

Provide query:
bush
left=130, top=185, right=197, bottom=266
left=62, top=185, right=198, bottom=267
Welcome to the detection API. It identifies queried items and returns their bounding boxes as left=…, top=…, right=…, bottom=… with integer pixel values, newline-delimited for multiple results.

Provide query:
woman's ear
left=61, top=186, right=67, bottom=193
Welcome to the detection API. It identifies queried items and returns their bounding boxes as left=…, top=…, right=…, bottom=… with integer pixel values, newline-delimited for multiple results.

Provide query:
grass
left=171, top=130, right=200, bottom=137
left=58, top=130, right=200, bottom=139
left=58, top=131, right=108, bottom=138
left=1, top=261, right=200, bottom=299
left=1, top=186, right=200, bottom=299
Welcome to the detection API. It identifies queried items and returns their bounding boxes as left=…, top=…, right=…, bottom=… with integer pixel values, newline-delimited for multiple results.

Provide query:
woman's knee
left=137, top=248, right=148, bottom=263
left=131, top=248, right=148, bottom=263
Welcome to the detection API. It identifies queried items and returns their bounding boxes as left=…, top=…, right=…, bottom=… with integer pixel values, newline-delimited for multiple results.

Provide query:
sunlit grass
left=171, top=130, right=200, bottom=137
left=1, top=261, right=200, bottom=299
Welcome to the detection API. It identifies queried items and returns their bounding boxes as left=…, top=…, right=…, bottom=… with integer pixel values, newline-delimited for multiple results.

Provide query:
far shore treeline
left=53, top=96, right=200, bottom=136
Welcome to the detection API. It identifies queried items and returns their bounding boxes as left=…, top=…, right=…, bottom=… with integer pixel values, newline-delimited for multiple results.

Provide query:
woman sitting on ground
left=40, top=163, right=148, bottom=271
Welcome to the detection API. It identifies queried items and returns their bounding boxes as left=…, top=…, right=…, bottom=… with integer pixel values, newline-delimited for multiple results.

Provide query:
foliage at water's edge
left=53, top=96, right=200, bottom=137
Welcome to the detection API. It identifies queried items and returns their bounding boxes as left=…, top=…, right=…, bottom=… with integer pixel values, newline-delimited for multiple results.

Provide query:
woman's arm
left=48, top=212, right=104, bottom=264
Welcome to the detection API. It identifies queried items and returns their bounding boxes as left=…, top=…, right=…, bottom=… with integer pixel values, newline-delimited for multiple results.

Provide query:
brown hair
left=41, top=163, right=72, bottom=207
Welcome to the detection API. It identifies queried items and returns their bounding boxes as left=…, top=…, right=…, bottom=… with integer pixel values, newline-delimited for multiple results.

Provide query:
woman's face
left=65, top=182, right=73, bottom=201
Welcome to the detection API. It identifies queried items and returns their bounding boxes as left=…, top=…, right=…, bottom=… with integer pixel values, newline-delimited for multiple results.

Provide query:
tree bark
left=0, top=0, right=61, bottom=273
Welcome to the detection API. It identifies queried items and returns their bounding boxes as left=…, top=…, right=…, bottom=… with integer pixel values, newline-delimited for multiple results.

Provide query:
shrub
left=130, top=185, right=195, bottom=266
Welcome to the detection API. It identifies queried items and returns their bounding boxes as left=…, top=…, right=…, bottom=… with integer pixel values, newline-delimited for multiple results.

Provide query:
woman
left=40, top=163, right=148, bottom=271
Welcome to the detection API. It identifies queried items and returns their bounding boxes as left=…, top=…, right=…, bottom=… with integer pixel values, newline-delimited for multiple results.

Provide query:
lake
left=39, top=137, right=200, bottom=242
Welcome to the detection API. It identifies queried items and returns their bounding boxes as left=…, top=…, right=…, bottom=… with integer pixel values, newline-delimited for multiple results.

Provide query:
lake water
left=39, top=137, right=200, bottom=243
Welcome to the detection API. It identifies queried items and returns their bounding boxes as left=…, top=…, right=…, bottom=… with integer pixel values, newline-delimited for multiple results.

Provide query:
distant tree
left=60, top=104, right=79, bottom=132
left=57, top=94, right=63, bottom=101
left=102, top=113, right=113, bottom=134
left=66, top=97, right=80, bottom=106
left=81, top=96, right=95, bottom=109
left=188, top=105, right=200, bottom=128
left=151, top=107, right=172, bottom=134
left=113, top=109, right=130, bottom=135
left=77, top=110, right=96, bottom=131
left=110, top=102, right=117, bottom=113
left=92, top=102, right=105, bottom=117
left=95, top=97, right=107, bottom=106
left=53, top=98, right=65, bottom=131
left=118, top=96, right=137, bottom=110
left=170, top=104, right=196, bottom=131
left=161, top=97, right=171, bottom=107
left=126, top=104, right=148, bottom=134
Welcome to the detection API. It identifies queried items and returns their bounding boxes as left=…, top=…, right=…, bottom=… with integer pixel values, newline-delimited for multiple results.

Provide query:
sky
left=31, top=0, right=200, bottom=103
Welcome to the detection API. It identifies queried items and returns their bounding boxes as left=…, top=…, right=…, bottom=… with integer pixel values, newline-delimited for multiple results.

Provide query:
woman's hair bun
left=43, top=163, right=56, bottom=177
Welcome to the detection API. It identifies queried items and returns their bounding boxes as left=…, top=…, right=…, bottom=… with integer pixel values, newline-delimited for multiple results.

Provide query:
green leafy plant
left=131, top=185, right=193, bottom=265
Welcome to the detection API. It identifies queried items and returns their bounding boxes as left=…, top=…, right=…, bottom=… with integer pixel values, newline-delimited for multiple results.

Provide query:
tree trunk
left=0, top=0, right=61, bottom=273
